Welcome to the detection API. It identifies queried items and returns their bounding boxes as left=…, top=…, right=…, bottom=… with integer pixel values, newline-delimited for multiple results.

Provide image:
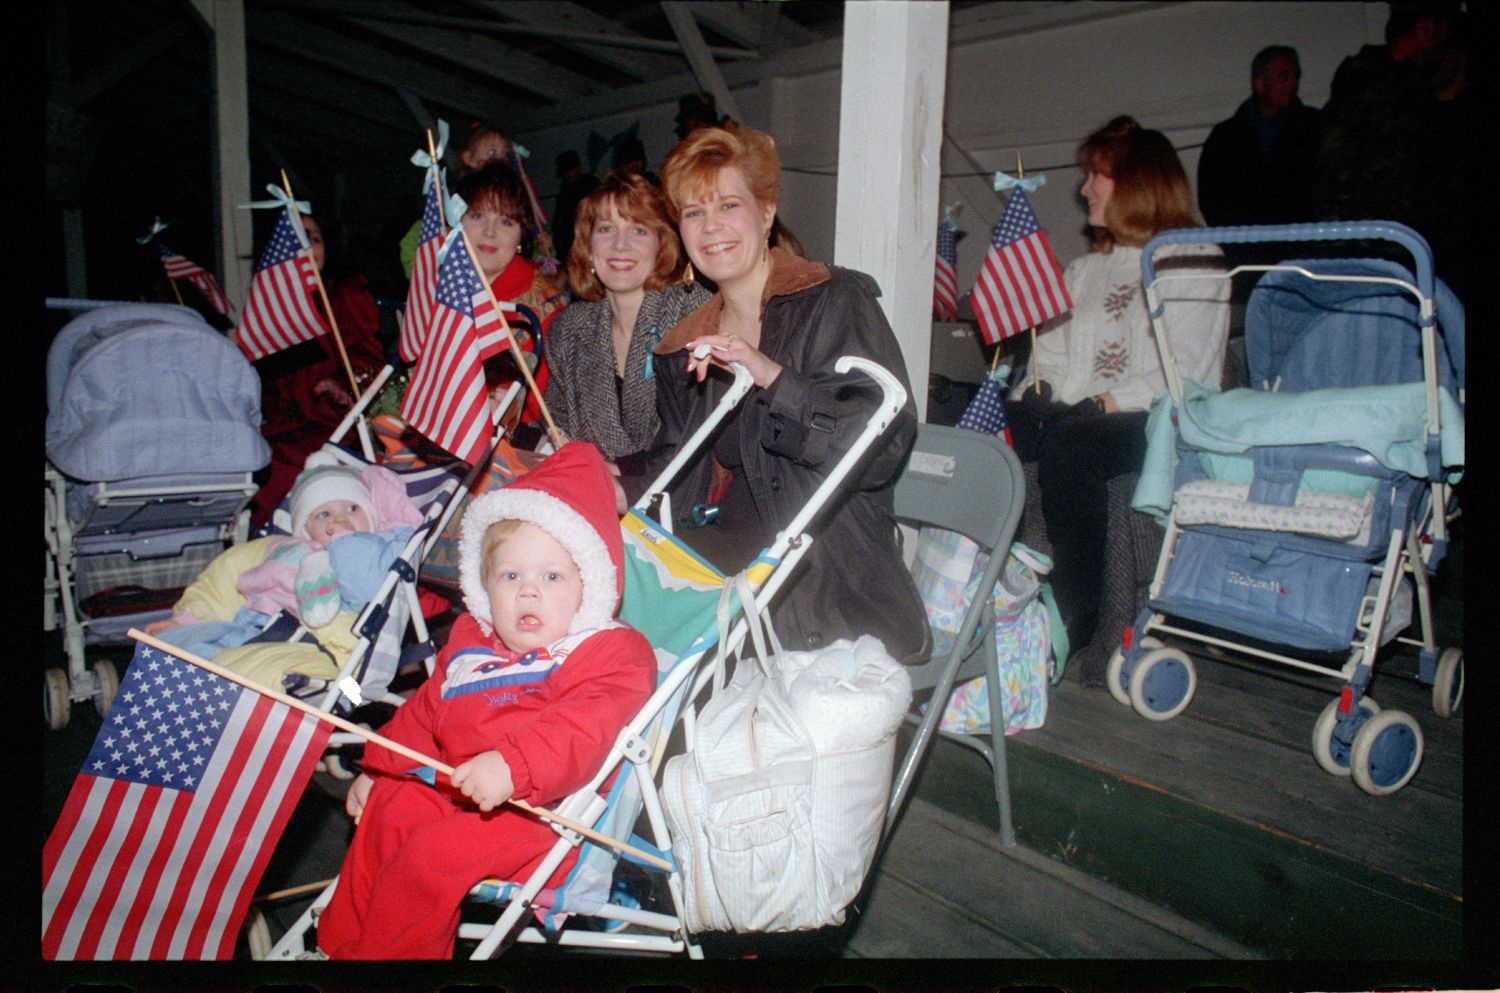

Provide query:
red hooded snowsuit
left=316, top=443, right=655, bottom=959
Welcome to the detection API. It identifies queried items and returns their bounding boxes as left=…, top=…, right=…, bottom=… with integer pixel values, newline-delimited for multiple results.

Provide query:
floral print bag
left=909, top=526, right=1062, bottom=735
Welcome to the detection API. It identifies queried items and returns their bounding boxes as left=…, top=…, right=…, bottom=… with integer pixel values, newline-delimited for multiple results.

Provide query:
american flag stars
left=82, top=649, right=234, bottom=793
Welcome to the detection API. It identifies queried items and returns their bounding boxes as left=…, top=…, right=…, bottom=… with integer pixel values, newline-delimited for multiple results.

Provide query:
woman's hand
left=449, top=750, right=515, bottom=813
left=684, top=334, right=782, bottom=389
left=345, top=772, right=374, bottom=821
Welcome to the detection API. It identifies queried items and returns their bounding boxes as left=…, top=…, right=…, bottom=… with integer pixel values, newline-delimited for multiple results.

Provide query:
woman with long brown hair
left=1008, top=115, right=1231, bottom=675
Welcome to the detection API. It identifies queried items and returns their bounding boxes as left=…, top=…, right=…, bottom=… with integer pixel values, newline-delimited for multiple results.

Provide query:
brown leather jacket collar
left=654, top=248, right=831, bottom=354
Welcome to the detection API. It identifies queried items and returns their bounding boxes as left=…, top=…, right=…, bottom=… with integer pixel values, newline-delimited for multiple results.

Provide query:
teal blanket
left=1134, top=381, right=1465, bottom=522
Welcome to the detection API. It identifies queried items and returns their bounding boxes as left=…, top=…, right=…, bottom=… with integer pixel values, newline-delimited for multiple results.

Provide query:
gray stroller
left=44, top=302, right=270, bottom=728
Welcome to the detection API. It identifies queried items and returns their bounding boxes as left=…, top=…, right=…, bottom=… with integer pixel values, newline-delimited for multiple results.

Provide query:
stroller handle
left=1143, top=221, right=1435, bottom=301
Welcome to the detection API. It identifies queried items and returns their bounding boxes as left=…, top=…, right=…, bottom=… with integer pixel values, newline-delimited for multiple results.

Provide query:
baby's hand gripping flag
left=236, top=203, right=324, bottom=361
left=970, top=188, right=1071, bottom=345
left=42, top=642, right=331, bottom=960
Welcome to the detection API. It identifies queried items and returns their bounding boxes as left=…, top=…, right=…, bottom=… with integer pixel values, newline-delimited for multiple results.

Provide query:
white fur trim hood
left=456, top=442, right=623, bottom=636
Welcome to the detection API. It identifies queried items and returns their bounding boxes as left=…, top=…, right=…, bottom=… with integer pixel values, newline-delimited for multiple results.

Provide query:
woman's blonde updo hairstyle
left=566, top=171, right=685, bottom=301
left=1077, top=115, right=1199, bottom=251
left=660, top=123, right=781, bottom=221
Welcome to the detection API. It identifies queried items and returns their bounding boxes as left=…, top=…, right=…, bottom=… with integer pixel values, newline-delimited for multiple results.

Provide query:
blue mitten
left=294, top=549, right=342, bottom=629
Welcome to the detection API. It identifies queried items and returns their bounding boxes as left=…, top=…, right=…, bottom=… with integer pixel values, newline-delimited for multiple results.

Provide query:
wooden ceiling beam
left=245, top=8, right=521, bottom=123
left=465, top=0, right=681, bottom=80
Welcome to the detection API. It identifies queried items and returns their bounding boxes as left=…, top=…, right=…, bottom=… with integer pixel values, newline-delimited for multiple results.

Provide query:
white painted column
left=833, top=0, right=948, bottom=421
left=192, top=0, right=253, bottom=313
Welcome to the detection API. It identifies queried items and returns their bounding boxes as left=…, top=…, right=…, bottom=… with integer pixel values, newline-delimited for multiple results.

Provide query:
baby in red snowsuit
left=315, top=441, right=657, bottom=959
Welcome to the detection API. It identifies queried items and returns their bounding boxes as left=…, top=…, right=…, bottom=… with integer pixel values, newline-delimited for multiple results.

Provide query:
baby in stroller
left=314, top=442, right=657, bottom=960
left=144, top=452, right=424, bottom=691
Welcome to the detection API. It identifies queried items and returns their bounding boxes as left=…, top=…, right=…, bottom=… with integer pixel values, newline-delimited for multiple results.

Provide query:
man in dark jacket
left=1197, top=45, right=1320, bottom=229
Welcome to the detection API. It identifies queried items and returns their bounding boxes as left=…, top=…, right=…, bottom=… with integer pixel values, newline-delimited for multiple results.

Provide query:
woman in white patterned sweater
left=1007, top=115, right=1231, bottom=662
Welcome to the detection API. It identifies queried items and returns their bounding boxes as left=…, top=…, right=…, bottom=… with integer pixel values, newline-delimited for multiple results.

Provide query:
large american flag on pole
left=400, top=171, right=445, bottom=363
left=399, top=237, right=505, bottom=466
left=236, top=206, right=324, bottom=361
left=158, top=244, right=232, bottom=317
left=42, top=643, right=331, bottom=960
left=933, top=218, right=959, bottom=321
left=970, top=188, right=1072, bottom=345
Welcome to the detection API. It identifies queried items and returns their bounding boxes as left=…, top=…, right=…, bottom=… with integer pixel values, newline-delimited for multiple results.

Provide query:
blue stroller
left=44, top=303, right=271, bottom=729
left=1115, top=222, right=1464, bottom=796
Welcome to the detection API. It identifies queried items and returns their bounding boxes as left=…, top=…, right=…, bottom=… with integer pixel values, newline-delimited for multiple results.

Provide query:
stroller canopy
left=45, top=303, right=270, bottom=482
left=1246, top=258, right=1464, bottom=396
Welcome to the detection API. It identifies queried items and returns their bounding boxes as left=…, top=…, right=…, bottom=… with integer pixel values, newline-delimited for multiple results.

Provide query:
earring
left=683, top=260, right=694, bottom=285
left=761, top=236, right=769, bottom=264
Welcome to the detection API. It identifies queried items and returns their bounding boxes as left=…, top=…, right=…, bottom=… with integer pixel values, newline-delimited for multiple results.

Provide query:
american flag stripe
left=160, top=695, right=290, bottom=959
left=43, top=778, right=141, bottom=958
left=933, top=219, right=959, bottom=321
left=970, top=189, right=1072, bottom=345
left=402, top=242, right=439, bottom=360
left=400, top=239, right=502, bottom=465
left=236, top=206, right=327, bottom=361
left=158, top=245, right=233, bottom=316
left=401, top=173, right=446, bottom=363
left=97, top=788, right=181, bottom=959
left=239, top=257, right=323, bottom=359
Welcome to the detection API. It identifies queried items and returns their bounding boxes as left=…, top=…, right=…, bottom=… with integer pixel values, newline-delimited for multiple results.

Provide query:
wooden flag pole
left=427, top=130, right=447, bottom=238
left=1017, top=151, right=1042, bottom=397
left=167, top=278, right=185, bottom=306
left=458, top=227, right=566, bottom=450
left=280, top=169, right=361, bottom=398
left=127, top=629, right=671, bottom=871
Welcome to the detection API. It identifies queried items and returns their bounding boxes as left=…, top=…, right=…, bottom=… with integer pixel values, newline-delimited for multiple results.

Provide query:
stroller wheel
left=1350, top=709, right=1424, bottom=795
left=1432, top=648, right=1463, bottom=718
left=244, top=908, right=272, bottom=960
left=92, top=660, right=120, bottom=718
left=1311, top=696, right=1380, bottom=776
left=1107, top=636, right=1161, bottom=706
left=44, top=668, right=71, bottom=730
left=1128, top=647, right=1195, bottom=721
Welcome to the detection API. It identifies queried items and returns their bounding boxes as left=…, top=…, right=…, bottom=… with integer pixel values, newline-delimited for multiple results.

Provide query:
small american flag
left=236, top=206, right=325, bottom=361
left=158, top=244, right=232, bottom=317
left=42, top=643, right=331, bottom=960
left=933, top=218, right=959, bottom=321
left=956, top=369, right=1014, bottom=448
left=970, top=189, right=1072, bottom=345
left=399, top=237, right=505, bottom=465
left=400, top=171, right=445, bottom=363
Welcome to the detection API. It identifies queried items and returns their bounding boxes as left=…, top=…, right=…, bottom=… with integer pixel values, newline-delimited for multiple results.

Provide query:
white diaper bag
left=661, top=576, right=912, bottom=933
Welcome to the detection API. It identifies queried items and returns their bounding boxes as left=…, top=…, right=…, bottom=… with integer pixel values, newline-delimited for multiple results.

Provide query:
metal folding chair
left=884, top=421, right=1027, bottom=847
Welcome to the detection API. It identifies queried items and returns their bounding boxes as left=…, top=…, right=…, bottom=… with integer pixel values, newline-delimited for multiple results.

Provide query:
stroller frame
left=260, top=356, right=909, bottom=960
left=1108, top=221, right=1462, bottom=796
